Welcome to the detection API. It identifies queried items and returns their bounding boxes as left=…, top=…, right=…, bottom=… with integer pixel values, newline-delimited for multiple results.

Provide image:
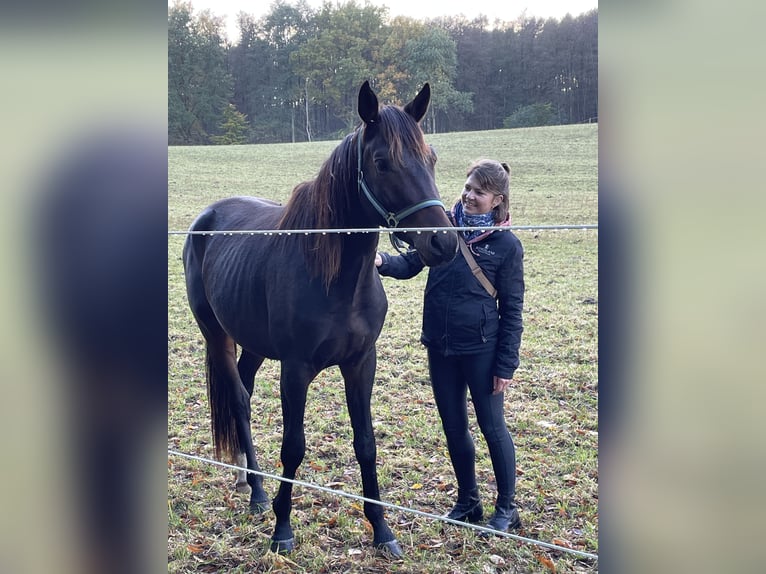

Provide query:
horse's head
left=356, top=81, right=457, bottom=266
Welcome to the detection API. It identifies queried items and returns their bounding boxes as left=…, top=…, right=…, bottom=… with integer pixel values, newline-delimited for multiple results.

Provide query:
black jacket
left=378, top=228, right=524, bottom=379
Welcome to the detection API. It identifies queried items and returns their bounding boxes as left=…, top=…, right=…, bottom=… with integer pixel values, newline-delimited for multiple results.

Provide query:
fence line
left=168, top=448, right=598, bottom=561
left=168, top=224, right=598, bottom=236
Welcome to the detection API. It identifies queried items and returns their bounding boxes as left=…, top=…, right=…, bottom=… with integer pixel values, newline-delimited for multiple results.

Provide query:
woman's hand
left=374, top=253, right=383, bottom=267
left=492, top=376, right=512, bottom=395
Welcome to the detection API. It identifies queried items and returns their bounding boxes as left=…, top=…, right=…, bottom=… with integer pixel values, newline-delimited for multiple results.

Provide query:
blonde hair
left=465, top=159, right=511, bottom=223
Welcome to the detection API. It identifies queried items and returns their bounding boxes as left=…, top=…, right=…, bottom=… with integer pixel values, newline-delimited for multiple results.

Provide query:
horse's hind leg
left=233, top=349, right=269, bottom=510
left=186, top=285, right=269, bottom=512
left=340, top=353, right=403, bottom=558
left=238, top=348, right=262, bottom=397
left=202, top=337, right=270, bottom=513
left=234, top=348, right=259, bottom=493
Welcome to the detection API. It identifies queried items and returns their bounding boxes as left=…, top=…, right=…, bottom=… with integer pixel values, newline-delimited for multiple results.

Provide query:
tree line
left=168, top=0, right=597, bottom=145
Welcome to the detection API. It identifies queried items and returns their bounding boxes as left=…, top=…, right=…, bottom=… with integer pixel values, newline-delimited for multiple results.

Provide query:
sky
left=175, top=0, right=598, bottom=43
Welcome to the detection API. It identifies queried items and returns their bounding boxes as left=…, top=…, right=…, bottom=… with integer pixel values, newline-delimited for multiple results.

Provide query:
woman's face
left=461, top=173, right=501, bottom=215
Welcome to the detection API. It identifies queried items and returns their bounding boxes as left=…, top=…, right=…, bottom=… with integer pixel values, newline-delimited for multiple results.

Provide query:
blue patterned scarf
left=453, top=201, right=495, bottom=243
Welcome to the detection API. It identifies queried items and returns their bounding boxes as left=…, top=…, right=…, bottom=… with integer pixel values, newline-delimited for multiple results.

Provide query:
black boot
left=483, top=500, right=522, bottom=535
left=445, top=488, right=484, bottom=523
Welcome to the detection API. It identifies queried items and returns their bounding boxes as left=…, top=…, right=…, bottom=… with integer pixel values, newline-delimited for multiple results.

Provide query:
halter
left=356, top=129, right=445, bottom=228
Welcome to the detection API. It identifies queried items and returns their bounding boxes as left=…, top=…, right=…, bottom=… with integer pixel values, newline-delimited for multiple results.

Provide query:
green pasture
left=168, top=124, right=598, bottom=573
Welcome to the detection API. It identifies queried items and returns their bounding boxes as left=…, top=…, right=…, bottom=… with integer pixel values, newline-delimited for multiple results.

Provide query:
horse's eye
left=374, top=158, right=389, bottom=173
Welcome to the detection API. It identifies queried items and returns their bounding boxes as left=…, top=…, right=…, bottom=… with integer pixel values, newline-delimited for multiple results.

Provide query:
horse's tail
left=205, top=345, right=241, bottom=462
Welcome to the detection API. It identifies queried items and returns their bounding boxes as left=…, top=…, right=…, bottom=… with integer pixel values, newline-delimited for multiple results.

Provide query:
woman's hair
left=466, top=159, right=511, bottom=223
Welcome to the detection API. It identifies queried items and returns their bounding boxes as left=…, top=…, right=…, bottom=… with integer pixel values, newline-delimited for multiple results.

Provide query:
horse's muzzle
left=411, top=228, right=458, bottom=267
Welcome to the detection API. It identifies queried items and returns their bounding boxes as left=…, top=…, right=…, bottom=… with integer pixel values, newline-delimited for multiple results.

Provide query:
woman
left=376, top=159, right=524, bottom=533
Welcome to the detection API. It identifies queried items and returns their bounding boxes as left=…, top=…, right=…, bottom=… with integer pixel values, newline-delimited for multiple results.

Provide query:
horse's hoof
left=374, top=539, right=403, bottom=559
left=270, top=537, right=295, bottom=554
left=249, top=499, right=270, bottom=514
left=236, top=482, right=250, bottom=494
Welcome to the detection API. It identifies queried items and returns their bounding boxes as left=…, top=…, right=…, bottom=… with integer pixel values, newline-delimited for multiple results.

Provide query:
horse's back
left=184, top=196, right=282, bottom=268
left=189, top=196, right=283, bottom=234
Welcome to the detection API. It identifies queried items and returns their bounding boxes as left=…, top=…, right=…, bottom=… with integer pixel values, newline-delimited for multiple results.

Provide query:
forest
left=168, top=0, right=597, bottom=145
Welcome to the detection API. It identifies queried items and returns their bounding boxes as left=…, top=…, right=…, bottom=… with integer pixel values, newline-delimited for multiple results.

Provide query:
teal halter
left=356, top=129, right=445, bottom=228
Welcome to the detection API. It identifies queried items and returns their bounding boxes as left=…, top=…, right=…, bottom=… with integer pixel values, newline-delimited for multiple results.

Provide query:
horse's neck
left=324, top=176, right=381, bottom=273
left=340, top=191, right=380, bottom=257
left=329, top=233, right=378, bottom=296
left=340, top=231, right=378, bottom=264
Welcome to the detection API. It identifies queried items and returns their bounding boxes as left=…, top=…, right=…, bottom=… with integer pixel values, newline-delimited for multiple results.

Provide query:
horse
left=182, top=81, right=458, bottom=558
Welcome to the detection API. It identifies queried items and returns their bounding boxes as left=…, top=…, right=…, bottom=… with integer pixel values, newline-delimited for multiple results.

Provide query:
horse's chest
left=297, top=293, right=385, bottom=358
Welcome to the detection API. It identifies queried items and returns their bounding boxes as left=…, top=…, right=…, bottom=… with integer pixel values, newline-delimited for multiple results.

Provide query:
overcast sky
left=174, top=0, right=598, bottom=43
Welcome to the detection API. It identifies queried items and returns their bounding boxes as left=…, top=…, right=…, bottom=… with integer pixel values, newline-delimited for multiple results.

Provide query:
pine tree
left=211, top=104, right=250, bottom=145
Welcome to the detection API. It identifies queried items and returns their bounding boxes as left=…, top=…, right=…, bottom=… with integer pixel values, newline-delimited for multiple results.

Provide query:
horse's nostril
left=427, top=231, right=458, bottom=263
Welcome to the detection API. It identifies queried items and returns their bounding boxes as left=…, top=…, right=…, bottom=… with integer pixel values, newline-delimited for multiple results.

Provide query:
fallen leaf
left=187, top=543, right=204, bottom=554
left=536, top=554, right=556, bottom=573
left=489, top=554, right=506, bottom=565
left=552, top=538, right=574, bottom=549
left=411, top=483, right=423, bottom=490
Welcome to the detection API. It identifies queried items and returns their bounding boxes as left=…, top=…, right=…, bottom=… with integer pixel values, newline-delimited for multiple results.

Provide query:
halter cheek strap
left=357, top=130, right=445, bottom=228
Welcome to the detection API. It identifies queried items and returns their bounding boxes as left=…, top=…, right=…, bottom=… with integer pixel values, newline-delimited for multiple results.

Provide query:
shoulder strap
left=458, top=237, right=497, bottom=298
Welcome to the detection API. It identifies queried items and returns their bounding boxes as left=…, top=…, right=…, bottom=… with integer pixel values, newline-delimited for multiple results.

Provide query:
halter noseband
left=356, top=129, right=445, bottom=228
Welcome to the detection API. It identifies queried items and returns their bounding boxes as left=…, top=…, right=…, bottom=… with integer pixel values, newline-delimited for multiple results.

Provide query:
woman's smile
left=461, top=173, right=500, bottom=215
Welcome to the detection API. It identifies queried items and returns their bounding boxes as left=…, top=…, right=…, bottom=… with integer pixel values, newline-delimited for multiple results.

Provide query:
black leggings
left=428, top=348, right=516, bottom=503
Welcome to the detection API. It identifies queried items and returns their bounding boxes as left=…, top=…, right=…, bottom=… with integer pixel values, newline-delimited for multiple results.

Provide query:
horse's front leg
left=340, top=351, right=403, bottom=558
left=270, top=362, right=314, bottom=554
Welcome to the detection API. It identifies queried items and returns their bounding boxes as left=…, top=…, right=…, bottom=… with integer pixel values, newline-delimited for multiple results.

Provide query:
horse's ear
left=358, top=80, right=379, bottom=124
left=404, top=83, right=430, bottom=123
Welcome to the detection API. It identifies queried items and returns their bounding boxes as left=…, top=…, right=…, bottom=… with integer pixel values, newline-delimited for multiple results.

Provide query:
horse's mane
left=278, top=105, right=430, bottom=289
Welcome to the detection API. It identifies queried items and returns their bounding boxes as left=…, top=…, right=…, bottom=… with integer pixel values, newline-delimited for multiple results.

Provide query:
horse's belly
left=215, top=291, right=385, bottom=367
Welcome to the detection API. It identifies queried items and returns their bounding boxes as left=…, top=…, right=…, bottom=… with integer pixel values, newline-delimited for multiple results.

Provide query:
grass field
left=168, top=124, right=598, bottom=573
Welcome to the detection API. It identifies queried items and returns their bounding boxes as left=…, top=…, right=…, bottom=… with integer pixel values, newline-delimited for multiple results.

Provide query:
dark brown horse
left=183, top=81, right=457, bottom=557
